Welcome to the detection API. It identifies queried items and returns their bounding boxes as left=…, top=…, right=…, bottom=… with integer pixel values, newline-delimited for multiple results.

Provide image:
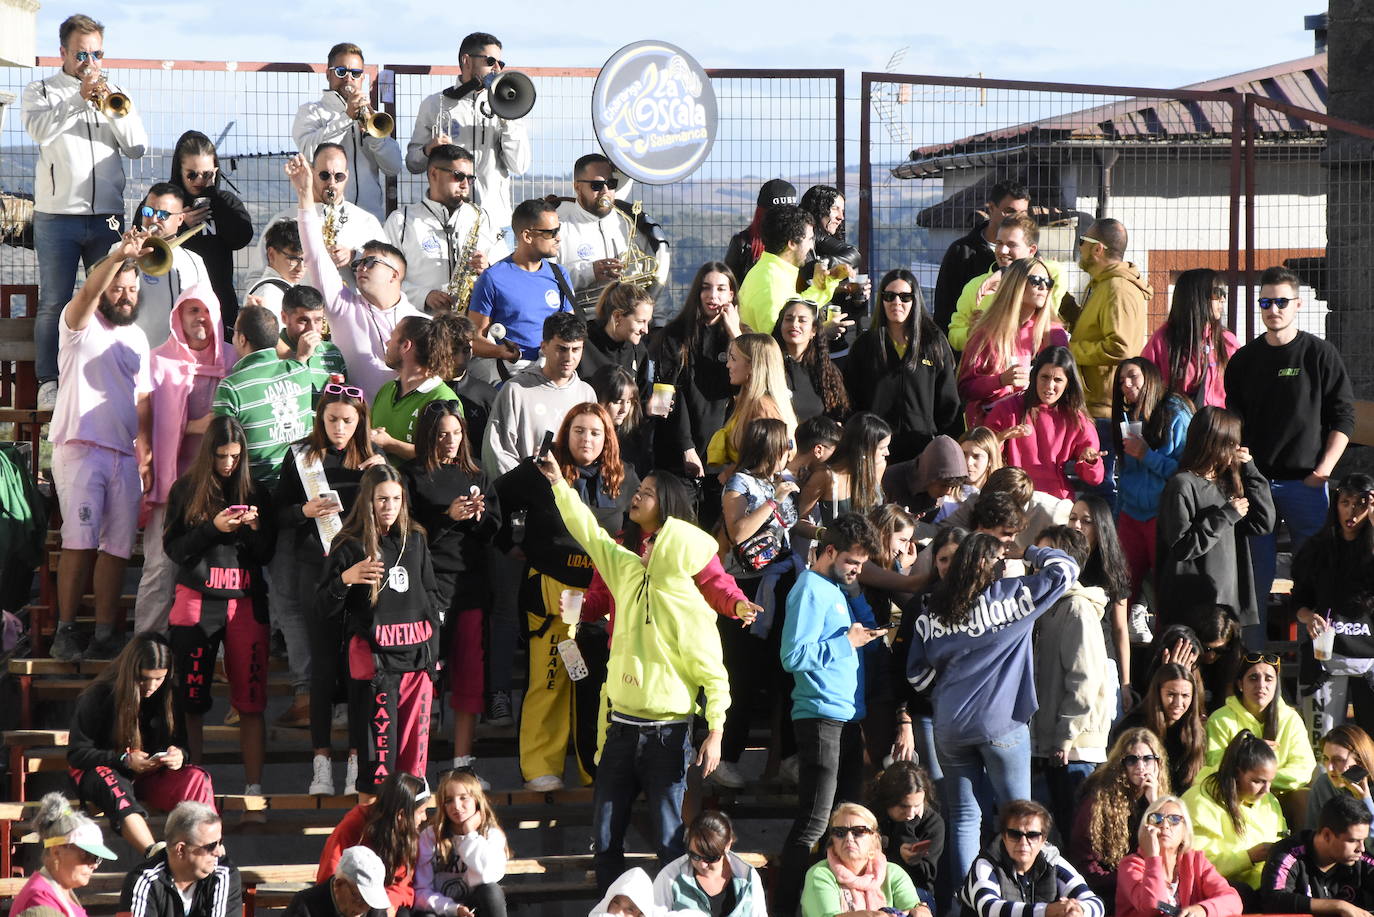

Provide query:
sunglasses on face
left=881, top=291, right=914, bottom=302
left=575, top=178, right=620, bottom=192
left=435, top=166, right=475, bottom=183
left=330, top=66, right=364, bottom=80
left=1004, top=828, right=1044, bottom=842
left=189, top=838, right=223, bottom=856
left=829, top=825, right=875, bottom=840
left=1146, top=813, right=1186, bottom=827
left=1244, top=652, right=1281, bottom=666
left=185, top=169, right=217, bottom=181
left=686, top=850, right=723, bottom=865
left=352, top=256, right=398, bottom=274
left=324, top=382, right=364, bottom=399
left=73, top=50, right=104, bottom=62
left=466, top=54, right=505, bottom=70
left=528, top=226, right=561, bottom=239
left=1078, top=236, right=1103, bottom=248
left=1258, top=297, right=1293, bottom=310
left=1124, top=754, right=1160, bottom=767
left=1026, top=274, right=1054, bottom=291
left=318, top=170, right=348, bottom=183
left=140, top=205, right=180, bottom=222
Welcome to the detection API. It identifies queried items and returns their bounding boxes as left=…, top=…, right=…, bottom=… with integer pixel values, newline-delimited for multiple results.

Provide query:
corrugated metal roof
left=901, top=54, right=1328, bottom=172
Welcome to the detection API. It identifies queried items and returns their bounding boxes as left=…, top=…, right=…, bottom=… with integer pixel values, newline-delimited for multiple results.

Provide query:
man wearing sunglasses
left=129, top=182, right=211, bottom=347
left=1225, top=265, right=1354, bottom=633
left=947, top=213, right=1072, bottom=352
left=24, top=14, right=149, bottom=410
left=554, top=152, right=671, bottom=321
left=122, top=801, right=241, bottom=917
left=245, top=219, right=307, bottom=314
left=292, top=42, right=401, bottom=223
left=384, top=144, right=506, bottom=313
left=1071, top=218, right=1151, bottom=511
left=960, top=799, right=1103, bottom=917
left=1260, top=794, right=1374, bottom=915
left=933, top=179, right=1030, bottom=335
left=406, top=31, right=531, bottom=230
left=262, top=144, right=386, bottom=289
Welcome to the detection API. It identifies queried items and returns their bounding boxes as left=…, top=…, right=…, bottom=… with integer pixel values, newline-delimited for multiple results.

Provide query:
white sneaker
left=778, top=755, right=800, bottom=786
left=1129, top=603, right=1154, bottom=644
left=37, top=381, right=57, bottom=411
left=524, top=774, right=563, bottom=792
left=706, top=760, right=746, bottom=789
left=452, top=755, right=490, bottom=791
left=241, top=783, right=266, bottom=823
left=344, top=753, right=359, bottom=796
left=309, top=754, right=335, bottom=796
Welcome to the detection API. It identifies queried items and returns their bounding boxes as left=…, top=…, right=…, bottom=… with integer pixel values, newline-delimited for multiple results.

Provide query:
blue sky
left=32, top=1, right=1318, bottom=89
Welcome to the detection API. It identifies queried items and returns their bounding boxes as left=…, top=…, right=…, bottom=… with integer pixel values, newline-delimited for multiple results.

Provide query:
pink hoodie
left=146, top=282, right=234, bottom=506
left=985, top=395, right=1103, bottom=499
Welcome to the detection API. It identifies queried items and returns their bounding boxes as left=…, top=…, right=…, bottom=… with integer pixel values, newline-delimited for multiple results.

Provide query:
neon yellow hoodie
left=1181, top=778, right=1287, bottom=889
left=1204, top=694, right=1317, bottom=793
left=551, top=478, right=731, bottom=728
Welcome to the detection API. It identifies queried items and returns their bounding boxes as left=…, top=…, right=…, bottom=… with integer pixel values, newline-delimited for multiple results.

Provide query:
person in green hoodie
left=533, top=451, right=731, bottom=896
left=1070, top=218, right=1152, bottom=511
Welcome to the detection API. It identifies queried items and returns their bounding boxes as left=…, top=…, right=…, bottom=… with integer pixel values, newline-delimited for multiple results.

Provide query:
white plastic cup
left=1315, top=625, right=1335, bottom=661
left=1017, top=355, right=1032, bottom=372
left=648, top=383, right=675, bottom=418
left=560, top=589, right=584, bottom=626
left=1121, top=420, right=1143, bottom=441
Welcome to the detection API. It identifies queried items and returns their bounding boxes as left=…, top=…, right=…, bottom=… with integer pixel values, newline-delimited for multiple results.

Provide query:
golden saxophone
left=320, top=195, right=347, bottom=249
left=575, top=201, right=659, bottom=310
left=446, top=204, right=506, bottom=314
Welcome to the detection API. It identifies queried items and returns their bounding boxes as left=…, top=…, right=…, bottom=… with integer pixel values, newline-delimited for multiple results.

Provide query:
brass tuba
left=139, top=223, right=205, bottom=276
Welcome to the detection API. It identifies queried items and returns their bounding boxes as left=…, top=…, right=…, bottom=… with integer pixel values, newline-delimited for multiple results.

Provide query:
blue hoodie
left=782, top=569, right=860, bottom=722
left=907, top=546, right=1079, bottom=745
left=1117, top=395, right=1192, bottom=522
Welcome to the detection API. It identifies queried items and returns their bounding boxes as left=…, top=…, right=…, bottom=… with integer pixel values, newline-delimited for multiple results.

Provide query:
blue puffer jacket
left=1117, top=395, right=1192, bottom=522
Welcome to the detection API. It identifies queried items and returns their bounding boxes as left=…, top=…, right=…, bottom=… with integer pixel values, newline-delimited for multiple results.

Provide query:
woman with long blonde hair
left=957, top=257, right=1068, bottom=427
left=417, top=769, right=510, bottom=916
left=707, top=332, right=797, bottom=468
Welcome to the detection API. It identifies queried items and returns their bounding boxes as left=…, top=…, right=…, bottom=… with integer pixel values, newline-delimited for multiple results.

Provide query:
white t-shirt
left=50, top=308, right=152, bottom=454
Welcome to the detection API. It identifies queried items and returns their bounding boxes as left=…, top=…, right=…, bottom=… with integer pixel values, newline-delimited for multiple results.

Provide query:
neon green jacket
left=1182, top=779, right=1287, bottom=889
left=738, top=251, right=838, bottom=334
left=947, top=258, right=1070, bottom=351
left=1203, top=694, right=1317, bottom=793
left=551, top=478, right=731, bottom=729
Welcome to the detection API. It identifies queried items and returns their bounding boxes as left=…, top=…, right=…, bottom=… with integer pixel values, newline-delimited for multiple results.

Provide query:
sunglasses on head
left=422, top=399, right=463, bottom=416
left=73, top=50, right=104, bottom=62
left=829, top=825, right=875, bottom=840
left=1124, top=754, right=1160, bottom=767
left=435, top=166, right=475, bottom=183
left=686, top=850, right=723, bottom=865
left=1004, top=828, right=1044, bottom=842
left=1026, top=274, right=1054, bottom=291
left=330, top=66, right=364, bottom=79
left=318, top=170, right=348, bottom=183
left=1244, top=652, right=1281, bottom=666
left=185, top=169, right=217, bottom=181
left=140, top=205, right=179, bottom=222
left=324, top=382, right=364, bottom=399
left=575, top=178, right=620, bottom=192
left=1258, top=297, right=1293, bottom=310
left=1147, top=812, right=1186, bottom=827
left=881, top=291, right=914, bottom=302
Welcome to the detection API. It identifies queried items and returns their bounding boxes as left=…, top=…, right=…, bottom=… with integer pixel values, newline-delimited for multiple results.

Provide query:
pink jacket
left=1116, top=849, right=1242, bottom=917
left=985, top=396, right=1103, bottom=499
left=11, top=869, right=87, bottom=917
left=147, top=282, right=234, bottom=506
left=1140, top=326, right=1239, bottom=409
left=958, top=319, right=1069, bottom=427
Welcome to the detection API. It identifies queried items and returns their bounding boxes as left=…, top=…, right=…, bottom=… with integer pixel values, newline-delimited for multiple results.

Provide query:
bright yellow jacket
left=947, top=258, right=1070, bottom=352
left=1182, top=778, right=1286, bottom=889
left=1204, top=694, right=1317, bottom=794
left=1067, top=261, right=1151, bottom=418
left=737, top=251, right=838, bottom=334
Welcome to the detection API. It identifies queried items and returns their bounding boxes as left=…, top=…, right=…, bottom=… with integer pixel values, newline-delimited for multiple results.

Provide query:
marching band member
left=131, top=183, right=211, bottom=346
left=24, top=13, right=148, bottom=409
left=554, top=153, right=670, bottom=323
left=384, top=144, right=506, bottom=314
left=261, top=144, right=385, bottom=287
left=405, top=32, right=530, bottom=229
left=293, top=42, right=402, bottom=223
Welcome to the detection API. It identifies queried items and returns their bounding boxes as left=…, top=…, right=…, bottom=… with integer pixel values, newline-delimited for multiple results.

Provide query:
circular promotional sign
left=592, top=40, right=718, bottom=186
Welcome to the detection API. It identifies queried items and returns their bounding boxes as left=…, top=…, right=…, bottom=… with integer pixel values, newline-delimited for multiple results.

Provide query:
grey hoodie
left=481, top=364, right=595, bottom=477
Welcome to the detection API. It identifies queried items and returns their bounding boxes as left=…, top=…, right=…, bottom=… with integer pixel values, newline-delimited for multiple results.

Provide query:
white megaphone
left=481, top=71, right=536, bottom=120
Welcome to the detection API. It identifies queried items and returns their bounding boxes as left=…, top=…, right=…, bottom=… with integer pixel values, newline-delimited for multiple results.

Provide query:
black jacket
left=1292, top=530, right=1374, bottom=681
left=179, top=185, right=254, bottom=334
left=647, top=321, right=734, bottom=470
left=121, top=849, right=242, bottom=917
left=286, top=881, right=385, bottom=917
left=933, top=221, right=996, bottom=336
left=1261, top=830, right=1374, bottom=913
left=845, top=327, right=961, bottom=462
left=578, top=321, right=649, bottom=392
left=724, top=229, right=757, bottom=285
left=68, top=681, right=186, bottom=776
left=273, top=445, right=370, bottom=560
left=163, top=478, right=274, bottom=605
left=450, top=371, right=497, bottom=455
left=880, top=806, right=946, bottom=893
left=401, top=461, right=501, bottom=596
left=781, top=354, right=825, bottom=423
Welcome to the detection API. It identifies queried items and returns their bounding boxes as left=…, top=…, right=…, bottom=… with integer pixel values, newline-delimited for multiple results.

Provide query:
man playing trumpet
left=384, top=144, right=506, bottom=313
left=293, top=42, right=401, bottom=222
left=130, top=183, right=211, bottom=346
left=23, top=13, right=148, bottom=410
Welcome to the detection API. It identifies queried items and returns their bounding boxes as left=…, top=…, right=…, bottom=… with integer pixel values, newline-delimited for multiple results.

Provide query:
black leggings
left=304, top=557, right=347, bottom=749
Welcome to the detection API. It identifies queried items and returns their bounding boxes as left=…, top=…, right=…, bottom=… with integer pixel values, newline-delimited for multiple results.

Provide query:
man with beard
left=554, top=153, right=670, bottom=322
left=369, top=314, right=460, bottom=464
left=273, top=284, right=349, bottom=383
left=48, top=229, right=157, bottom=660
left=384, top=144, right=506, bottom=313
left=131, top=182, right=212, bottom=346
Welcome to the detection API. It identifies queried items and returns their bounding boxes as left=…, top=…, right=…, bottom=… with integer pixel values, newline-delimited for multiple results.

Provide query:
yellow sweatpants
left=518, top=572, right=593, bottom=785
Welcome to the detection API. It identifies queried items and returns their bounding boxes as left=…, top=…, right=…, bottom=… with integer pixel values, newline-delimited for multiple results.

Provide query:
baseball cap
left=44, top=822, right=119, bottom=861
left=337, top=846, right=391, bottom=910
left=757, top=179, right=798, bottom=209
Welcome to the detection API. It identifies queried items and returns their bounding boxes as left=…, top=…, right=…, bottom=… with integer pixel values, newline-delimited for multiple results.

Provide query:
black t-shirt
left=704, top=880, right=738, bottom=917
left=285, top=880, right=386, bottom=917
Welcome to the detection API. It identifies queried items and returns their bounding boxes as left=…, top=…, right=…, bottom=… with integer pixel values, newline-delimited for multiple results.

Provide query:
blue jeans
left=1090, top=417, right=1119, bottom=512
left=33, top=212, right=123, bottom=383
left=1249, top=478, right=1329, bottom=641
left=591, top=720, right=691, bottom=893
left=938, top=723, right=1032, bottom=887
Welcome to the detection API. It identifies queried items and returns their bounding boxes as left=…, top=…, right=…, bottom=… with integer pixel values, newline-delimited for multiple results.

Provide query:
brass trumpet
left=81, top=66, right=131, bottom=118
left=139, top=223, right=206, bottom=277
left=357, top=106, right=394, bottom=139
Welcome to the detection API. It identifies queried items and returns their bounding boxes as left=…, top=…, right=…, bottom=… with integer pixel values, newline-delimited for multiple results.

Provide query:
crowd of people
left=12, top=11, right=1374, bottom=917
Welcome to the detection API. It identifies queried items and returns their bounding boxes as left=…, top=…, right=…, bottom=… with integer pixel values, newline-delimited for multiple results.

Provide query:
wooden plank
left=1356, top=401, right=1374, bottom=447
left=0, top=318, right=35, bottom=340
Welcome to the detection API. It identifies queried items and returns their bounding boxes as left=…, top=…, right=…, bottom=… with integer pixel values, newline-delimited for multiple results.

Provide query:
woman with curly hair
left=772, top=298, right=850, bottom=422
left=1070, top=727, right=1172, bottom=901
left=1113, top=663, right=1208, bottom=792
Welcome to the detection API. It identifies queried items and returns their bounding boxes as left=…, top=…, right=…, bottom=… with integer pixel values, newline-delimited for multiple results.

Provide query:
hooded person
left=883, top=434, right=972, bottom=523
left=591, top=867, right=705, bottom=917
left=134, top=282, right=235, bottom=633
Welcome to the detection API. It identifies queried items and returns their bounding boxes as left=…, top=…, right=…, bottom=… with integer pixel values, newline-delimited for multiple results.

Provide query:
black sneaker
left=484, top=690, right=513, bottom=726
left=50, top=625, right=84, bottom=662
left=85, top=632, right=126, bottom=660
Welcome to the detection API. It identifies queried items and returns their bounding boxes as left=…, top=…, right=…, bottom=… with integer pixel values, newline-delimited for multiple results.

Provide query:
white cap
left=336, top=846, right=391, bottom=910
